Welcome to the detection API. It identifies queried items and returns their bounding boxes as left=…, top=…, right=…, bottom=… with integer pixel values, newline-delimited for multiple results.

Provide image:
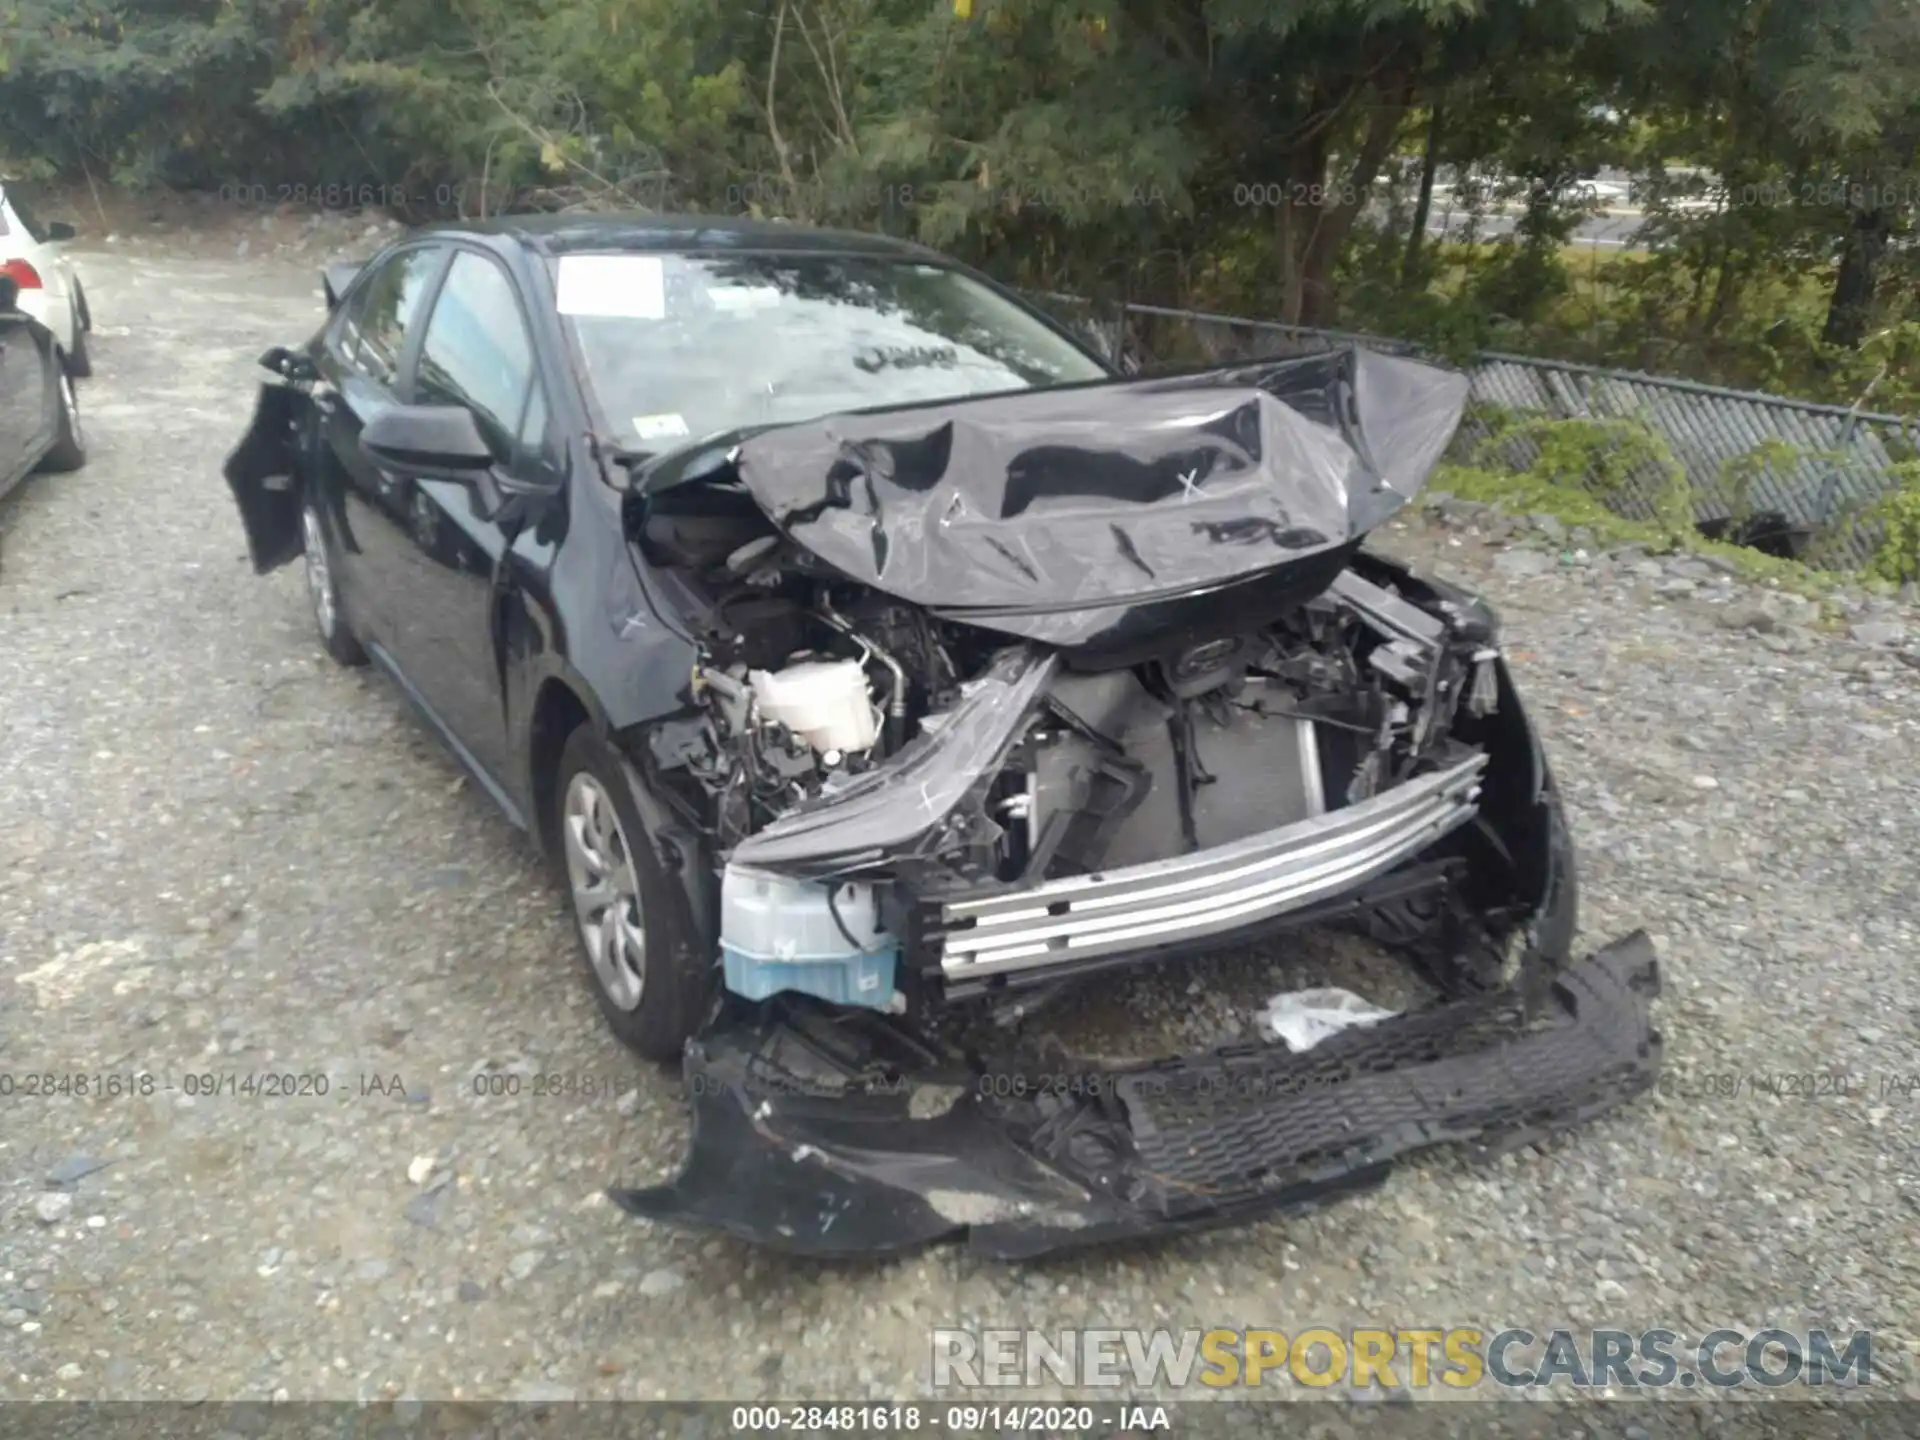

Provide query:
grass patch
left=1432, top=459, right=1847, bottom=601
left=1861, top=463, right=1920, bottom=585
left=1426, top=412, right=1863, bottom=608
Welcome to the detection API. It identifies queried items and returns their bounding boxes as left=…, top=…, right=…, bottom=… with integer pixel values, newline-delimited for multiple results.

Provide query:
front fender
left=507, top=648, right=714, bottom=952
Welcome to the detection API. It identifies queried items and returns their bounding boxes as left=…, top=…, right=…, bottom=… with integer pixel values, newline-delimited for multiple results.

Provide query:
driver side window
left=413, top=251, right=537, bottom=464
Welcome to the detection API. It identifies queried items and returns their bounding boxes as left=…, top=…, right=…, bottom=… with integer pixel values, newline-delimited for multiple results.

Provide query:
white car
left=1578, top=179, right=1634, bottom=208
left=0, top=183, right=92, bottom=377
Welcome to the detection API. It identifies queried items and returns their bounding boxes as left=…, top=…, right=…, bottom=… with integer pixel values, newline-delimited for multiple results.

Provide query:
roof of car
left=419, top=212, right=946, bottom=261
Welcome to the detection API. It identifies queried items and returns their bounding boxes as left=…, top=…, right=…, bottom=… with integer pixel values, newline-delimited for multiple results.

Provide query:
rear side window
left=335, top=247, right=440, bottom=387
left=413, top=251, right=536, bottom=461
left=0, top=190, right=41, bottom=242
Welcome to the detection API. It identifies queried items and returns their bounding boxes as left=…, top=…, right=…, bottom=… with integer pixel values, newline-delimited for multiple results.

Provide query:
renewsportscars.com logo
left=929, top=1327, right=1874, bottom=1391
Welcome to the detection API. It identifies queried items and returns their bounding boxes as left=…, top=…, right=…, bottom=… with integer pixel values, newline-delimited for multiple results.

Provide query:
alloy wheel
left=58, top=372, right=81, bottom=447
left=301, top=506, right=337, bottom=639
left=563, top=771, right=647, bottom=1011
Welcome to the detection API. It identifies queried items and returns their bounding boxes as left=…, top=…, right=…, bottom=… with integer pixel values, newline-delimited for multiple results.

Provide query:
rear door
left=314, top=242, right=449, bottom=643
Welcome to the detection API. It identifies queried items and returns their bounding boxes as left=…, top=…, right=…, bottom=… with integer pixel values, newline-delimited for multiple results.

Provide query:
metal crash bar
left=938, top=753, right=1486, bottom=978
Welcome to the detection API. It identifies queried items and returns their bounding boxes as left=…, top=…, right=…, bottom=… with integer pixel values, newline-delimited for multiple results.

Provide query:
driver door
left=367, top=248, right=557, bottom=808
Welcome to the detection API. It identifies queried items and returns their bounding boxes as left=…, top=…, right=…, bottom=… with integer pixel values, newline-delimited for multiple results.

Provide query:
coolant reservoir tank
left=747, top=658, right=879, bottom=753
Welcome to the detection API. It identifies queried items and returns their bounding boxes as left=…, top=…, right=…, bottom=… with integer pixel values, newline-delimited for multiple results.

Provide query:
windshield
left=551, top=251, right=1109, bottom=451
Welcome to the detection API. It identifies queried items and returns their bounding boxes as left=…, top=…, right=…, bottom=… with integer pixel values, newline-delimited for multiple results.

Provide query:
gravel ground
left=2, top=229, right=1918, bottom=1406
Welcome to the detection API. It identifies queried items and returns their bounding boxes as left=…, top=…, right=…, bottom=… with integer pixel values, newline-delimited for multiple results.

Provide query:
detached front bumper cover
left=612, top=932, right=1662, bottom=1258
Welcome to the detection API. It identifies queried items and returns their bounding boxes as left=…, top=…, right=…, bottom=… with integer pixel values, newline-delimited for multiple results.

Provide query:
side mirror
left=323, top=262, right=364, bottom=312
left=0, top=275, right=18, bottom=313
left=363, top=404, right=496, bottom=481
left=46, top=221, right=76, bottom=242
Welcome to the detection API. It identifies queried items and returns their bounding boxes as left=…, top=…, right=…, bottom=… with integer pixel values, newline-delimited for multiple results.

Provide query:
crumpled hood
left=729, top=346, right=1469, bottom=644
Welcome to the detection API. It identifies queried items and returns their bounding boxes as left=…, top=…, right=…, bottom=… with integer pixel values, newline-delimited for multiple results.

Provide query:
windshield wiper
left=605, top=445, right=654, bottom=472
left=624, top=423, right=802, bottom=494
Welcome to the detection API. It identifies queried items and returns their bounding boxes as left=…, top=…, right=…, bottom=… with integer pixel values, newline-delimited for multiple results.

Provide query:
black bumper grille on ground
left=1118, top=944, right=1658, bottom=1194
left=613, top=934, right=1662, bottom=1258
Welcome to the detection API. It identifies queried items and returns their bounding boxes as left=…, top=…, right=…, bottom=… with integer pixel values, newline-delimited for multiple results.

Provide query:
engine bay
left=635, top=499, right=1516, bottom=1015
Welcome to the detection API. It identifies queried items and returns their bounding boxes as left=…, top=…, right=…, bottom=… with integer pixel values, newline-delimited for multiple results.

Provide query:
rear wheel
left=37, top=362, right=85, bottom=473
left=301, top=501, right=367, bottom=666
left=554, top=724, right=713, bottom=1060
left=65, top=298, right=92, bottom=378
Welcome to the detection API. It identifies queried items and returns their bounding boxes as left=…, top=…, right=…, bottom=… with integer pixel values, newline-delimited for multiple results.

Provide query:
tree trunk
left=1276, top=126, right=1326, bottom=325
left=1402, top=95, right=1443, bottom=288
left=1680, top=248, right=1711, bottom=339
left=1277, top=195, right=1303, bottom=325
left=1519, top=176, right=1556, bottom=246
left=1702, top=244, right=1743, bottom=338
left=1682, top=225, right=1738, bottom=345
left=1823, top=204, right=1890, bottom=348
left=1290, top=75, right=1413, bottom=327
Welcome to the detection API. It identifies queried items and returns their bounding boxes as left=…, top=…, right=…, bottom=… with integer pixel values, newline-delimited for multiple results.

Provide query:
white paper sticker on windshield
left=633, top=413, right=691, bottom=442
left=556, top=255, right=666, bottom=319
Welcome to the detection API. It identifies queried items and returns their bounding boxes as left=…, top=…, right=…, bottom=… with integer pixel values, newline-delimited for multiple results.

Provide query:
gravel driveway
left=2, top=235, right=1917, bottom=1407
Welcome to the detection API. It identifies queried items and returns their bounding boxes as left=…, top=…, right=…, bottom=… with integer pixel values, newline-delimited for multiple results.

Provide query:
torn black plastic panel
left=726, top=348, right=1470, bottom=645
left=610, top=931, right=1662, bottom=1258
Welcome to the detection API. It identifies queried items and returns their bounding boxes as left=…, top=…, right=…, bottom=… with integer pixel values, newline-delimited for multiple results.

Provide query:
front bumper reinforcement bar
left=612, top=931, right=1662, bottom=1258
left=937, top=754, right=1486, bottom=981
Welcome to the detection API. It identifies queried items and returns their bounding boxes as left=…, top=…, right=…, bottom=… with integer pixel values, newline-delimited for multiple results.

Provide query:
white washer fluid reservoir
left=747, top=658, right=879, bottom=753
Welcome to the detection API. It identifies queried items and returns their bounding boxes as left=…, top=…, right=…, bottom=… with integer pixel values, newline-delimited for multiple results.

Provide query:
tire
left=36, top=361, right=86, bottom=473
left=553, top=724, right=713, bottom=1061
left=65, top=300, right=92, bottom=379
left=300, top=500, right=367, bottom=666
left=1526, top=779, right=1579, bottom=968
left=1361, top=780, right=1578, bottom=993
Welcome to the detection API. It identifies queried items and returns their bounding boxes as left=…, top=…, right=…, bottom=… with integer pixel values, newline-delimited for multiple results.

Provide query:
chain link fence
left=1030, top=295, right=1918, bottom=570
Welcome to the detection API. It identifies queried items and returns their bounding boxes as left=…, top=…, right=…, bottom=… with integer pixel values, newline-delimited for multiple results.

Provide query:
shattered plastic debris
left=1257, top=986, right=1400, bottom=1052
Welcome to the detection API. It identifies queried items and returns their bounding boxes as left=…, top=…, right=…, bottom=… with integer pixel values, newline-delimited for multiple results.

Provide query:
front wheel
left=554, top=725, right=713, bottom=1061
left=65, top=301, right=92, bottom=378
left=1360, top=780, right=1578, bottom=994
left=1525, top=780, right=1578, bottom=968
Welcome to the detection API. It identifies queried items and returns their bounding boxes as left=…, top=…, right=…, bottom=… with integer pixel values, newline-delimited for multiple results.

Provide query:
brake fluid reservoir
left=747, top=658, right=879, bottom=752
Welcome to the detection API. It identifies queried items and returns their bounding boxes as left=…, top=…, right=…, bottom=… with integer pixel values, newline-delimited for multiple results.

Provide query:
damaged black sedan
left=225, top=214, right=1661, bottom=1259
